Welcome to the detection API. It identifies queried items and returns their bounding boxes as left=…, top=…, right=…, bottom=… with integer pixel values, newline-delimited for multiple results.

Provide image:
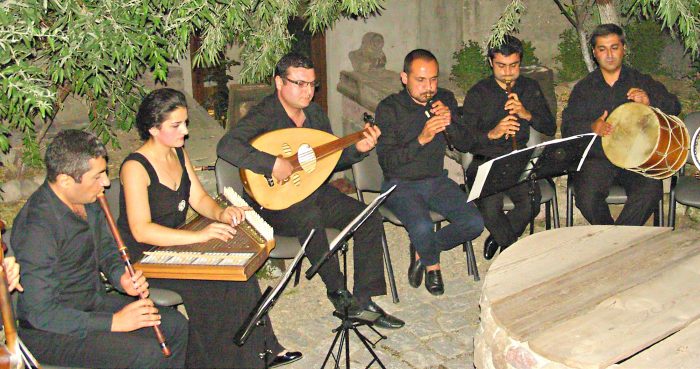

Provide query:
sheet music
left=467, top=134, right=596, bottom=202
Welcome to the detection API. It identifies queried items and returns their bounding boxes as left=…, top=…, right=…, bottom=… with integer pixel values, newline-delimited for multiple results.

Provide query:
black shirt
left=375, top=88, right=471, bottom=180
left=562, top=65, right=681, bottom=158
left=11, top=182, right=124, bottom=337
left=461, top=75, right=556, bottom=159
left=217, top=93, right=367, bottom=176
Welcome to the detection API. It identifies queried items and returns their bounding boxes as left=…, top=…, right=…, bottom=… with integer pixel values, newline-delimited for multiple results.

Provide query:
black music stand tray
left=233, top=230, right=315, bottom=369
left=305, top=185, right=397, bottom=369
left=467, top=134, right=596, bottom=234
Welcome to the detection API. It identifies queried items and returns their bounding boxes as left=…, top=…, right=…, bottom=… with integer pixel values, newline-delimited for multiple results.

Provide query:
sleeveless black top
left=117, top=147, right=191, bottom=260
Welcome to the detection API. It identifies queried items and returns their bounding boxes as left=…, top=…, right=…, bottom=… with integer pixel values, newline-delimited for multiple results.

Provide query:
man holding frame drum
left=562, top=23, right=681, bottom=226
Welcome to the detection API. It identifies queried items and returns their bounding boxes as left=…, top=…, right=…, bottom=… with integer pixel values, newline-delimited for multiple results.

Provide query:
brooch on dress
left=178, top=199, right=186, bottom=212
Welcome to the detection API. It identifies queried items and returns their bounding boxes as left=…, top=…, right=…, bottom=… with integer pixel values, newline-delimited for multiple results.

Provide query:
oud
left=241, top=116, right=374, bottom=210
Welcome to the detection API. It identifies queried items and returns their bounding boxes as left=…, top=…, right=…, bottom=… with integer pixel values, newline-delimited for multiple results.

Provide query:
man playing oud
left=217, top=53, right=404, bottom=329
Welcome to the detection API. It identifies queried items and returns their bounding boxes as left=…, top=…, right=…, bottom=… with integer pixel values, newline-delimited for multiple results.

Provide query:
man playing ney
left=12, top=129, right=188, bottom=368
left=462, top=35, right=556, bottom=260
left=375, top=49, right=484, bottom=295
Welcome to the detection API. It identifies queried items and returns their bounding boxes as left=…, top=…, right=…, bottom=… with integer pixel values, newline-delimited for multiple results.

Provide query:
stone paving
left=263, top=223, right=492, bottom=369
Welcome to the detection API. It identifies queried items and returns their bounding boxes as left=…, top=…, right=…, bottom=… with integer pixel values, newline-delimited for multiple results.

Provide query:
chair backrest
left=684, top=112, right=700, bottom=164
left=104, top=179, right=121, bottom=221
left=351, top=150, right=384, bottom=195
left=215, top=158, right=245, bottom=195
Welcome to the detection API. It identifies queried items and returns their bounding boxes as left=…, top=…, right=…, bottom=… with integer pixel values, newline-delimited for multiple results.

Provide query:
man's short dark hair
left=274, top=53, right=314, bottom=78
left=487, top=35, right=523, bottom=60
left=45, top=129, right=107, bottom=183
left=135, top=88, right=188, bottom=140
left=589, top=23, right=626, bottom=49
left=403, top=49, right=438, bottom=74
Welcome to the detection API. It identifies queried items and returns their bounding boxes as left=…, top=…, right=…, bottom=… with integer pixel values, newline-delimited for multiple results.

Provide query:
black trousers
left=19, top=294, right=188, bottom=368
left=466, top=161, right=540, bottom=248
left=572, top=157, right=662, bottom=225
left=259, top=184, right=386, bottom=302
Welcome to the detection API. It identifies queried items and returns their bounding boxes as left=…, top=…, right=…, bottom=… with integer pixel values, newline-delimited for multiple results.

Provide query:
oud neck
left=315, top=129, right=367, bottom=161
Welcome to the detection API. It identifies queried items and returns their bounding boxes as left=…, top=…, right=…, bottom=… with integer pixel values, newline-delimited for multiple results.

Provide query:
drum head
left=603, top=102, right=660, bottom=168
left=692, top=127, right=700, bottom=172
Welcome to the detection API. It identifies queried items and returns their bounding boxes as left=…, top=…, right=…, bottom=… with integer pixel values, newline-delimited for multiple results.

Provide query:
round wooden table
left=475, top=225, right=700, bottom=369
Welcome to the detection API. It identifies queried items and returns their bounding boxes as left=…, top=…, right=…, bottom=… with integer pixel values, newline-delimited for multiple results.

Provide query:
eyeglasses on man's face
left=282, top=77, right=320, bottom=89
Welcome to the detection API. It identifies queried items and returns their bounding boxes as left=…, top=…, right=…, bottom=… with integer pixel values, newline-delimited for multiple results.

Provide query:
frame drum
left=602, top=102, right=689, bottom=179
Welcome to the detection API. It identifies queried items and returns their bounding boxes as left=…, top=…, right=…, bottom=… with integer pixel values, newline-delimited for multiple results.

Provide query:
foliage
left=0, top=0, right=384, bottom=166
left=450, top=41, right=491, bottom=92
left=488, top=0, right=525, bottom=50
left=521, top=40, right=541, bottom=67
left=625, top=0, right=700, bottom=58
left=555, top=28, right=589, bottom=82
left=625, top=18, right=667, bottom=75
left=495, top=0, right=700, bottom=77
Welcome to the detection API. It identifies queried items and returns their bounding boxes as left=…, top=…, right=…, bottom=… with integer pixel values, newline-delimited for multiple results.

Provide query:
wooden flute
left=96, top=194, right=171, bottom=358
left=505, top=79, right=518, bottom=151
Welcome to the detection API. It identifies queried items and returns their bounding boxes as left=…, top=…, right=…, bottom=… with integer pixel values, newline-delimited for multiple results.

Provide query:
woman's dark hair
left=135, top=88, right=188, bottom=140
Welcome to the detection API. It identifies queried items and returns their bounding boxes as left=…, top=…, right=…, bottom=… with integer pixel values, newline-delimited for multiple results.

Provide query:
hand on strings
left=219, top=205, right=250, bottom=226
left=112, top=298, right=161, bottom=332
left=355, top=123, right=381, bottom=153
left=197, top=222, right=237, bottom=243
left=627, top=88, right=650, bottom=106
left=504, top=93, right=532, bottom=121
left=591, top=110, right=613, bottom=137
left=418, top=114, right=450, bottom=146
left=1, top=256, right=22, bottom=292
left=121, top=268, right=149, bottom=298
left=488, top=115, right=520, bottom=140
left=272, top=157, right=294, bottom=184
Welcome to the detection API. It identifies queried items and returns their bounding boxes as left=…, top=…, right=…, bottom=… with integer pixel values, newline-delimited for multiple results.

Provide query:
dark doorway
left=288, top=17, right=328, bottom=113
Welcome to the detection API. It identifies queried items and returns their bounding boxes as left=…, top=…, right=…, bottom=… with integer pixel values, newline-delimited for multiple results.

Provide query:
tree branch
left=553, top=0, right=578, bottom=27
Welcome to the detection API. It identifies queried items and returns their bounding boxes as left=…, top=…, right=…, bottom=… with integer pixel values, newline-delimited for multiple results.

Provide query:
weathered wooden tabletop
left=475, top=225, right=700, bottom=369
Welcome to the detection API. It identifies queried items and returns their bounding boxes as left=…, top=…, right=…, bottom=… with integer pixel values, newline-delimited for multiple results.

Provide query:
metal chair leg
left=380, top=230, right=399, bottom=303
left=548, top=178, right=560, bottom=229
left=463, top=241, right=480, bottom=282
left=566, top=182, right=574, bottom=227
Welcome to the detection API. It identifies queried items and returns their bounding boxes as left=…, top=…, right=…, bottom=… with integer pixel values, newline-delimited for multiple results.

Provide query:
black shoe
left=407, top=244, right=424, bottom=288
left=483, top=235, right=499, bottom=260
left=269, top=351, right=303, bottom=368
left=360, top=301, right=405, bottom=329
left=327, top=289, right=355, bottom=312
left=425, top=269, right=444, bottom=296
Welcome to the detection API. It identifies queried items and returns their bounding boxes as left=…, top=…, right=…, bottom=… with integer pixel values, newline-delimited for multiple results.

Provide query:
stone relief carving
left=349, top=32, right=387, bottom=72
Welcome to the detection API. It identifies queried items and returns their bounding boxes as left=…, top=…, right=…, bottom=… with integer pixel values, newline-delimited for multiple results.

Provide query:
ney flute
left=96, top=194, right=171, bottom=357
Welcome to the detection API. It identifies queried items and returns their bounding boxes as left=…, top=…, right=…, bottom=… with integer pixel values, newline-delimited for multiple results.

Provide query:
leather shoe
left=425, top=269, right=444, bottom=296
left=407, top=244, right=424, bottom=288
left=327, top=289, right=355, bottom=312
left=483, top=235, right=499, bottom=260
left=269, top=351, right=303, bottom=368
left=362, top=301, right=405, bottom=329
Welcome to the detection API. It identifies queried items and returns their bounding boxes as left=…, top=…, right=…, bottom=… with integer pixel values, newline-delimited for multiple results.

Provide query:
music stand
left=468, top=134, right=596, bottom=234
left=306, top=185, right=396, bottom=369
left=233, top=229, right=315, bottom=368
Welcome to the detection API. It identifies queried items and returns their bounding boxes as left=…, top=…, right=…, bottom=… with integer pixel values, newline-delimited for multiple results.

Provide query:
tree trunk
left=578, top=27, right=596, bottom=72
left=596, top=0, right=620, bottom=25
